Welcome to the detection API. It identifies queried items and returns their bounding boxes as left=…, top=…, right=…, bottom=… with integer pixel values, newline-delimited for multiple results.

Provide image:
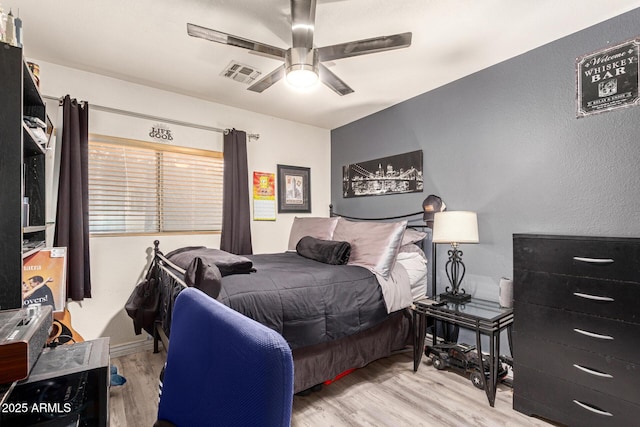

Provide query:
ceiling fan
left=187, top=0, right=412, bottom=95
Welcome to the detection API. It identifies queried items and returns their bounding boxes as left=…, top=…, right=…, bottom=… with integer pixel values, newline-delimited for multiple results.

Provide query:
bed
left=147, top=210, right=431, bottom=393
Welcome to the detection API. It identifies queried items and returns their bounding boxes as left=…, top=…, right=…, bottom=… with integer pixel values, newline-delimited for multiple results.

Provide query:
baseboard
left=109, top=337, right=157, bottom=358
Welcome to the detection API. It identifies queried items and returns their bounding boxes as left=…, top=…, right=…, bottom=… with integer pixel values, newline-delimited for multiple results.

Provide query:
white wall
left=35, top=60, right=331, bottom=346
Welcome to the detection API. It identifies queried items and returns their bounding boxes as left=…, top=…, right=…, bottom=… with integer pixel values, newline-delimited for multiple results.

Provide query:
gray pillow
left=332, top=218, right=407, bottom=278
left=287, top=216, right=340, bottom=251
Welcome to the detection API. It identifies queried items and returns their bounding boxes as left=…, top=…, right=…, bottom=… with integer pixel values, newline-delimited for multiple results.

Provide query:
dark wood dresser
left=512, top=234, right=640, bottom=427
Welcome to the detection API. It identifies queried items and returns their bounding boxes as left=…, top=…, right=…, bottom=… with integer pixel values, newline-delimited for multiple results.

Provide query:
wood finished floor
left=110, top=348, right=554, bottom=427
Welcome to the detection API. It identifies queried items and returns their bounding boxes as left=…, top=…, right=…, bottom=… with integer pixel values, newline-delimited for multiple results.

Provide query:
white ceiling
left=13, top=0, right=640, bottom=129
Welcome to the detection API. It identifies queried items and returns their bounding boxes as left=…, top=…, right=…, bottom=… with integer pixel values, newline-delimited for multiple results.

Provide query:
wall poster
left=253, top=171, right=276, bottom=221
left=343, top=150, right=423, bottom=198
left=577, top=37, right=640, bottom=117
left=22, top=248, right=67, bottom=312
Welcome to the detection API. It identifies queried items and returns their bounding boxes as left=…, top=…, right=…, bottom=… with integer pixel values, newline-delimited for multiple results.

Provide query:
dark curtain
left=220, top=129, right=253, bottom=255
left=54, top=95, right=91, bottom=300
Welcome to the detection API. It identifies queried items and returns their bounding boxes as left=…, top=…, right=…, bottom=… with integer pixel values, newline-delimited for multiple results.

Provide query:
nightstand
left=412, top=298, right=513, bottom=407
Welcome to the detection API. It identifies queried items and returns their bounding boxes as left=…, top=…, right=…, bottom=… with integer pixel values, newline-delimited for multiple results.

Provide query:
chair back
left=157, top=287, right=294, bottom=426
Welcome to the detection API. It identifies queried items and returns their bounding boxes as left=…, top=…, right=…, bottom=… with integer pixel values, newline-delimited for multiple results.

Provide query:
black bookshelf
left=0, top=42, right=49, bottom=310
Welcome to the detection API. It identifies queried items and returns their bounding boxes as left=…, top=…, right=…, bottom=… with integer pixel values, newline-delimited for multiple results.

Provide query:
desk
left=413, top=298, right=513, bottom=407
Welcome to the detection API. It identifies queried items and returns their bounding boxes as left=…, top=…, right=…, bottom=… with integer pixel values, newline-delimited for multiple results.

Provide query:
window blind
left=88, top=136, right=223, bottom=235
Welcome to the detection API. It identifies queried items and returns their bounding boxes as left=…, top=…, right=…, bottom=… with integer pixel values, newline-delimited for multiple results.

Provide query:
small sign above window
left=149, top=123, right=174, bottom=142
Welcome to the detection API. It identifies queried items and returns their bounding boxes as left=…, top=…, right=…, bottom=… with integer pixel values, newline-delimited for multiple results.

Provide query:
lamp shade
left=432, top=211, right=479, bottom=244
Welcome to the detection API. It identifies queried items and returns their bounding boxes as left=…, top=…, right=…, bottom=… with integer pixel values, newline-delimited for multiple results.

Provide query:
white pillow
left=287, top=217, right=340, bottom=251
left=396, top=251, right=428, bottom=299
left=332, top=218, right=407, bottom=278
left=401, top=228, right=427, bottom=246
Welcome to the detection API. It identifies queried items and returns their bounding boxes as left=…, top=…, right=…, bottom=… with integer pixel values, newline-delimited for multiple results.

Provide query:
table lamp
left=432, top=211, right=479, bottom=303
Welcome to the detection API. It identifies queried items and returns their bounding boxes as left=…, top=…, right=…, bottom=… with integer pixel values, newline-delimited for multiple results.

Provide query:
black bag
left=184, top=257, right=222, bottom=299
left=125, top=262, right=160, bottom=335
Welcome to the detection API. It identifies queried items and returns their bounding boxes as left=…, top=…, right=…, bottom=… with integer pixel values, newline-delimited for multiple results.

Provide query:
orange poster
left=22, top=248, right=67, bottom=313
left=253, top=171, right=276, bottom=221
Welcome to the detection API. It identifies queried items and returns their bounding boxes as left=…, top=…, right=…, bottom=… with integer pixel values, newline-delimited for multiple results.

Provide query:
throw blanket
left=295, top=236, right=351, bottom=265
left=165, top=246, right=255, bottom=276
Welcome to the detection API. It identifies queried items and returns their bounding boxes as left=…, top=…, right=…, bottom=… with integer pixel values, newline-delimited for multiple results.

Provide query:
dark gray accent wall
left=331, top=9, right=640, bottom=301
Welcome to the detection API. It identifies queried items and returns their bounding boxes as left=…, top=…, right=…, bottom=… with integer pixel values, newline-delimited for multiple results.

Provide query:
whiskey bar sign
left=577, top=38, right=640, bottom=117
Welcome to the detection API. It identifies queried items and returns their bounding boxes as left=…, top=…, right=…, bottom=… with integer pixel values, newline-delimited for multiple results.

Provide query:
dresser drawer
left=513, top=235, right=640, bottom=282
left=514, top=303, right=639, bottom=362
left=514, top=270, right=640, bottom=324
left=514, top=396, right=576, bottom=427
left=514, top=365, right=640, bottom=427
left=514, top=336, right=640, bottom=402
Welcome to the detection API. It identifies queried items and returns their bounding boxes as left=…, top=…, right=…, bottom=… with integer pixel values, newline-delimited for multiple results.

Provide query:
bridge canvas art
left=343, top=150, right=423, bottom=198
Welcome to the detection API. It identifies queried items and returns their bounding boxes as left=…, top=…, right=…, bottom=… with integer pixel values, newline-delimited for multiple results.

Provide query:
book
left=22, top=248, right=67, bottom=313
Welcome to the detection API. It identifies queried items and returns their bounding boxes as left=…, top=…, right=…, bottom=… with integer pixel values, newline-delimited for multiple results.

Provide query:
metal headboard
left=153, top=239, right=187, bottom=286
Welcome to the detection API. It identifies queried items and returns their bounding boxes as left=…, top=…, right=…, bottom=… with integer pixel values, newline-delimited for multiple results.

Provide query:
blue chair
left=156, top=287, right=294, bottom=427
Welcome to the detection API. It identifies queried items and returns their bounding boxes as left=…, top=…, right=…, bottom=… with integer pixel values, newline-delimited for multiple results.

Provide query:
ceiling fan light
left=286, top=68, right=318, bottom=88
left=285, top=47, right=319, bottom=88
left=292, top=23, right=314, bottom=32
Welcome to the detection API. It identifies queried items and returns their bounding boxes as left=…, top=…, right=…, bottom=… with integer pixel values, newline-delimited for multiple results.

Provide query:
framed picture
left=342, top=150, right=423, bottom=198
left=277, top=164, right=311, bottom=213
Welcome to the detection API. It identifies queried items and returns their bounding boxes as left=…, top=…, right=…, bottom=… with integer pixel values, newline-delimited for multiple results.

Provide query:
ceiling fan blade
left=319, top=63, right=354, bottom=96
left=291, top=0, right=316, bottom=49
left=187, top=23, right=286, bottom=60
left=318, top=32, right=412, bottom=62
left=247, top=65, right=286, bottom=93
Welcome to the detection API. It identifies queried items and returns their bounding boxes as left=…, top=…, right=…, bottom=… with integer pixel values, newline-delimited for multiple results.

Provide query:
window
left=88, top=135, right=223, bottom=235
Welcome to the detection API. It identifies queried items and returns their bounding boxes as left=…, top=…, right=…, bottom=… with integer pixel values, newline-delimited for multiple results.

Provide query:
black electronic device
left=1, top=338, right=110, bottom=427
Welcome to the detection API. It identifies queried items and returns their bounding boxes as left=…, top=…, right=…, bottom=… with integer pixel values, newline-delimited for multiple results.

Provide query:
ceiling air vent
left=220, top=61, right=261, bottom=85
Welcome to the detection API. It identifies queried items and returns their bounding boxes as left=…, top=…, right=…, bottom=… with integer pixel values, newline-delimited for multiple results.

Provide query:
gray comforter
left=163, top=250, right=388, bottom=350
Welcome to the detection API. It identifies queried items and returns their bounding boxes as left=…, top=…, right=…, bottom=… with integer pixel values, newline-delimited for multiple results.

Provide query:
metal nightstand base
left=439, top=292, right=471, bottom=303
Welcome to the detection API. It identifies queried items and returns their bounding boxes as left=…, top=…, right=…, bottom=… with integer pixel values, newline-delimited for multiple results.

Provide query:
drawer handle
left=573, top=328, right=614, bottom=340
left=573, top=364, right=613, bottom=378
left=573, top=400, right=613, bottom=417
left=573, top=256, right=614, bottom=264
left=573, top=292, right=615, bottom=302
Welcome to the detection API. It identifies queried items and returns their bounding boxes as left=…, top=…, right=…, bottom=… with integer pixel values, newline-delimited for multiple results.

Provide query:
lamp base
left=439, top=292, right=471, bottom=303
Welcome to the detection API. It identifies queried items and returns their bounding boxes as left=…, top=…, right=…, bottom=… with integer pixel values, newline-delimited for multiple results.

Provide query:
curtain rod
left=43, top=95, right=260, bottom=141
